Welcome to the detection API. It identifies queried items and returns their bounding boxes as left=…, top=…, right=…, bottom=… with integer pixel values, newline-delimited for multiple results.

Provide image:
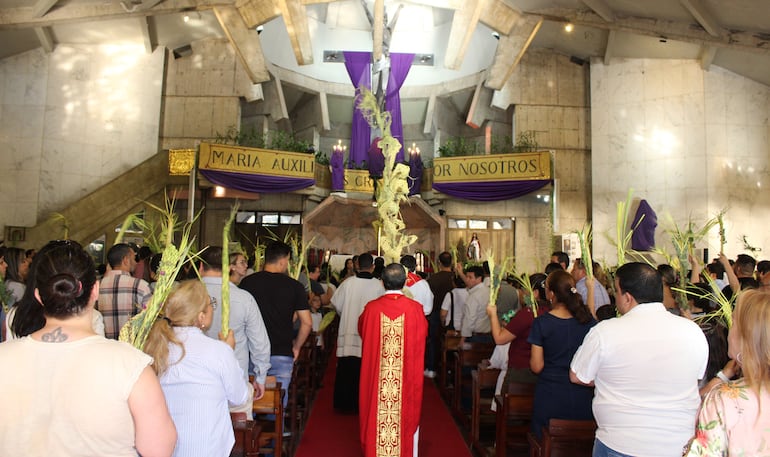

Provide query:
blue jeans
left=268, top=355, right=294, bottom=408
left=593, top=439, right=634, bottom=457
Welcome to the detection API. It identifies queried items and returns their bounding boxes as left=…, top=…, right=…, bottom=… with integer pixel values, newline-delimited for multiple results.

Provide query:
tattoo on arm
left=41, top=327, right=68, bottom=343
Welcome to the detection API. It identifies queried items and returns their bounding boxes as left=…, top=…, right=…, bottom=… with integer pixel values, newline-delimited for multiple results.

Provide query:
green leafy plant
left=513, top=130, right=539, bottom=152
left=437, top=137, right=480, bottom=157
left=214, top=126, right=312, bottom=154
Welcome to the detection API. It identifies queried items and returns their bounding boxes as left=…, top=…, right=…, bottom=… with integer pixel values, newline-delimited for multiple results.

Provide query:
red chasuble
left=358, top=292, right=428, bottom=457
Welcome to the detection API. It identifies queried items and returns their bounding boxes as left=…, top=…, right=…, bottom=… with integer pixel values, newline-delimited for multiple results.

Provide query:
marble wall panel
left=592, top=58, right=770, bottom=262
left=0, top=45, right=164, bottom=233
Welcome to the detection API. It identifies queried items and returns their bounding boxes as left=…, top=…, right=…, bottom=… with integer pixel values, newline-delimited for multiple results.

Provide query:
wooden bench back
left=542, top=419, right=596, bottom=457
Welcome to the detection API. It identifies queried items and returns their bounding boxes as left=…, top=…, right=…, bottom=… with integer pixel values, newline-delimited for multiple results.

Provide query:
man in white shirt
left=330, top=252, right=385, bottom=413
left=570, top=262, right=708, bottom=457
left=400, top=254, right=433, bottom=316
left=460, top=265, right=491, bottom=344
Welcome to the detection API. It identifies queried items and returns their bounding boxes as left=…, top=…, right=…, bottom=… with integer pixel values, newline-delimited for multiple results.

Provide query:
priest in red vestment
left=359, top=263, right=428, bottom=457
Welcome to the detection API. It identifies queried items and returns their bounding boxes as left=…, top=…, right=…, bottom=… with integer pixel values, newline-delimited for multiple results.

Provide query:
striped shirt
left=97, top=270, right=152, bottom=339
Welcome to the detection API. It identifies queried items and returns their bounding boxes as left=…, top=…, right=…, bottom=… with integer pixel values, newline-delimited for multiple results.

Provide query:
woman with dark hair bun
left=527, top=269, right=596, bottom=438
left=0, top=240, right=177, bottom=456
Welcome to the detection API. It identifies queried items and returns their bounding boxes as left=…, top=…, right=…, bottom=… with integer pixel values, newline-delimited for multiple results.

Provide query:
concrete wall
left=440, top=50, right=591, bottom=273
left=0, top=45, right=164, bottom=240
left=591, top=59, right=770, bottom=266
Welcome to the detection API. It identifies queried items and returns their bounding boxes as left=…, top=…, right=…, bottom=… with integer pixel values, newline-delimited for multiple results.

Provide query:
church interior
left=1, top=1, right=769, bottom=455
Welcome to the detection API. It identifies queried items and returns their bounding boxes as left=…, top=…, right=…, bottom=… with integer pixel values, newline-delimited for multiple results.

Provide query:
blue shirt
left=161, top=327, right=250, bottom=457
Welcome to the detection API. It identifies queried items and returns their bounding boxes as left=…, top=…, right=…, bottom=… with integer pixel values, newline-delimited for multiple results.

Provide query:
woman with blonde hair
left=685, top=288, right=770, bottom=456
left=144, top=279, right=251, bottom=457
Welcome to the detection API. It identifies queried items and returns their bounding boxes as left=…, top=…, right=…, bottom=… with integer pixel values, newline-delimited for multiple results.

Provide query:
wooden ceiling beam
left=213, top=5, right=270, bottom=83
left=236, top=0, right=280, bottom=28
left=278, top=0, right=313, bottom=65
left=32, top=0, right=59, bottom=18
left=679, top=0, right=722, bottom=37
left=444, top=0, right=483, bottom=70
left=138, top=16, right=154, bottom=53
left=486, top=15, right=543, bottom=90
left=603, top=29, right=616, bottom=65
left=372, top=0, right=384, bottom=61
left=699, top=45, right=717, bottom=69
left=580, top=0, right=614, bottom=23
left=34, top=26, right=55, bottom=52
left=0, top=0, right=231, bottom=28
left=525, top=8, right=770, bottom=56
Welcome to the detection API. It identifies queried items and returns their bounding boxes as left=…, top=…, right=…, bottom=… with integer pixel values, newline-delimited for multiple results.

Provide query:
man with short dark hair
left=551, top=251, right=570, bottom=270
left=331, top=252, right=385, bottom=412
left=460, top=265, right=490, bottom=344
left=570, top=262, right=708, bottom=457
left=425, top=251, right=454, bottom=378
left=239, top=241, right=312, bottom=407
left=199, top=246, right=271, bottom=400
left=358, top=263, right=427, bottom=457
left=720, top=253, right=758, bottom=301
left=98, top=243, right=152, bottom=339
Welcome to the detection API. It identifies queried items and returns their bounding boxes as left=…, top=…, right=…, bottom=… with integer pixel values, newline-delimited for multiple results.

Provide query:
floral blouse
left=684, top=379, right=770, bottom=456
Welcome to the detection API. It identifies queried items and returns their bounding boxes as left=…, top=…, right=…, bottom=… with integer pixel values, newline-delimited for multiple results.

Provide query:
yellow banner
left=433, top=151, right=551, bottom=183
left=198, top=142, right=314, bottom=178
left=344, top=169, right=378, bottom=193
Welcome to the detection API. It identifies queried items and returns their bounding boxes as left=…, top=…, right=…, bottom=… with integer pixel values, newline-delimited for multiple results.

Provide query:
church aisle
left=294, top=354, right=473, bottom=457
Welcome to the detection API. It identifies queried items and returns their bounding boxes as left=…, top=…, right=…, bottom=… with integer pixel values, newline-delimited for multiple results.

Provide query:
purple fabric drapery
left=432, top=179, right=552, bottom=202
left=199, top=169, right=314, bottom=193
left=631, top=199, right=658, bottom=251
left=343, top=51, right=372, bottom=168
left=330, top=149, right=345, bottom=191
left=385, top=53, right=415, bottom=164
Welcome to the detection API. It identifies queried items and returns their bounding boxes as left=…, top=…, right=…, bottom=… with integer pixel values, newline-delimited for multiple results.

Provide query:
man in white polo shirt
left=570, top=262, right=708, bottom=457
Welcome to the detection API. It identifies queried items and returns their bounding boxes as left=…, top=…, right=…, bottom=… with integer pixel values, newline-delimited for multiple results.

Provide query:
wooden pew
left=452, top=341, right=496, bottom=420
left=253, top=376, right=284, bottom=457
left=494, top=383, right=536, bottom=457
left=471, top=365, right=501, bottom=455
left=229, top=412, right=261, bottom=457
left=527, top=419, right=597, bottom=457
left=440, top=329, right=462, bottom=400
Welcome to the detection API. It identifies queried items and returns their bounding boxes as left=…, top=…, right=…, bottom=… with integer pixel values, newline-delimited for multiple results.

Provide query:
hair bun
left=48, top=273, right=82, bottom=301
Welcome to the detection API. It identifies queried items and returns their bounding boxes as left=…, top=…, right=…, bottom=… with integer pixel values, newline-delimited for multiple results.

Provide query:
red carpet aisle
left=295, top=354, right=472, bottom=457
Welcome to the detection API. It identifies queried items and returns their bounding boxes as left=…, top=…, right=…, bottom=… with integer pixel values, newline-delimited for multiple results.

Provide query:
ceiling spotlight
left=183, top=14, right=189, bottom=23
left=564, top=23, right=574, bottom=33
left=256, top=25, right=264, bottom=35
left=492, top=31, right=500, bottom=40
left=659, top=36, right=668, bottom=43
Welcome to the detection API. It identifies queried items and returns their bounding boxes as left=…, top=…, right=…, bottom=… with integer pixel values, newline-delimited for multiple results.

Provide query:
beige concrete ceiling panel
left=214, top=5, right=270, bottom=83
left=278, top=0, right=314, bottom=65
left=479, top=0, right=521, bottom=35
left=444, top=0, right=483, bottom=70
left=486, top=15, right=543, bottom=90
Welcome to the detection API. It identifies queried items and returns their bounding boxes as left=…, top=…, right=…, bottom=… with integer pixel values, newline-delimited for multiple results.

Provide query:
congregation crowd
left=0, top=238, right=768, bottom=457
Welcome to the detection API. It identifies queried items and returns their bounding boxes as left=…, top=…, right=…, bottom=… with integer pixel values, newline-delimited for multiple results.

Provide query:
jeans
left=593, top=439, right=634, bottom=457
left=268, top=355, right=294, bottom=408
